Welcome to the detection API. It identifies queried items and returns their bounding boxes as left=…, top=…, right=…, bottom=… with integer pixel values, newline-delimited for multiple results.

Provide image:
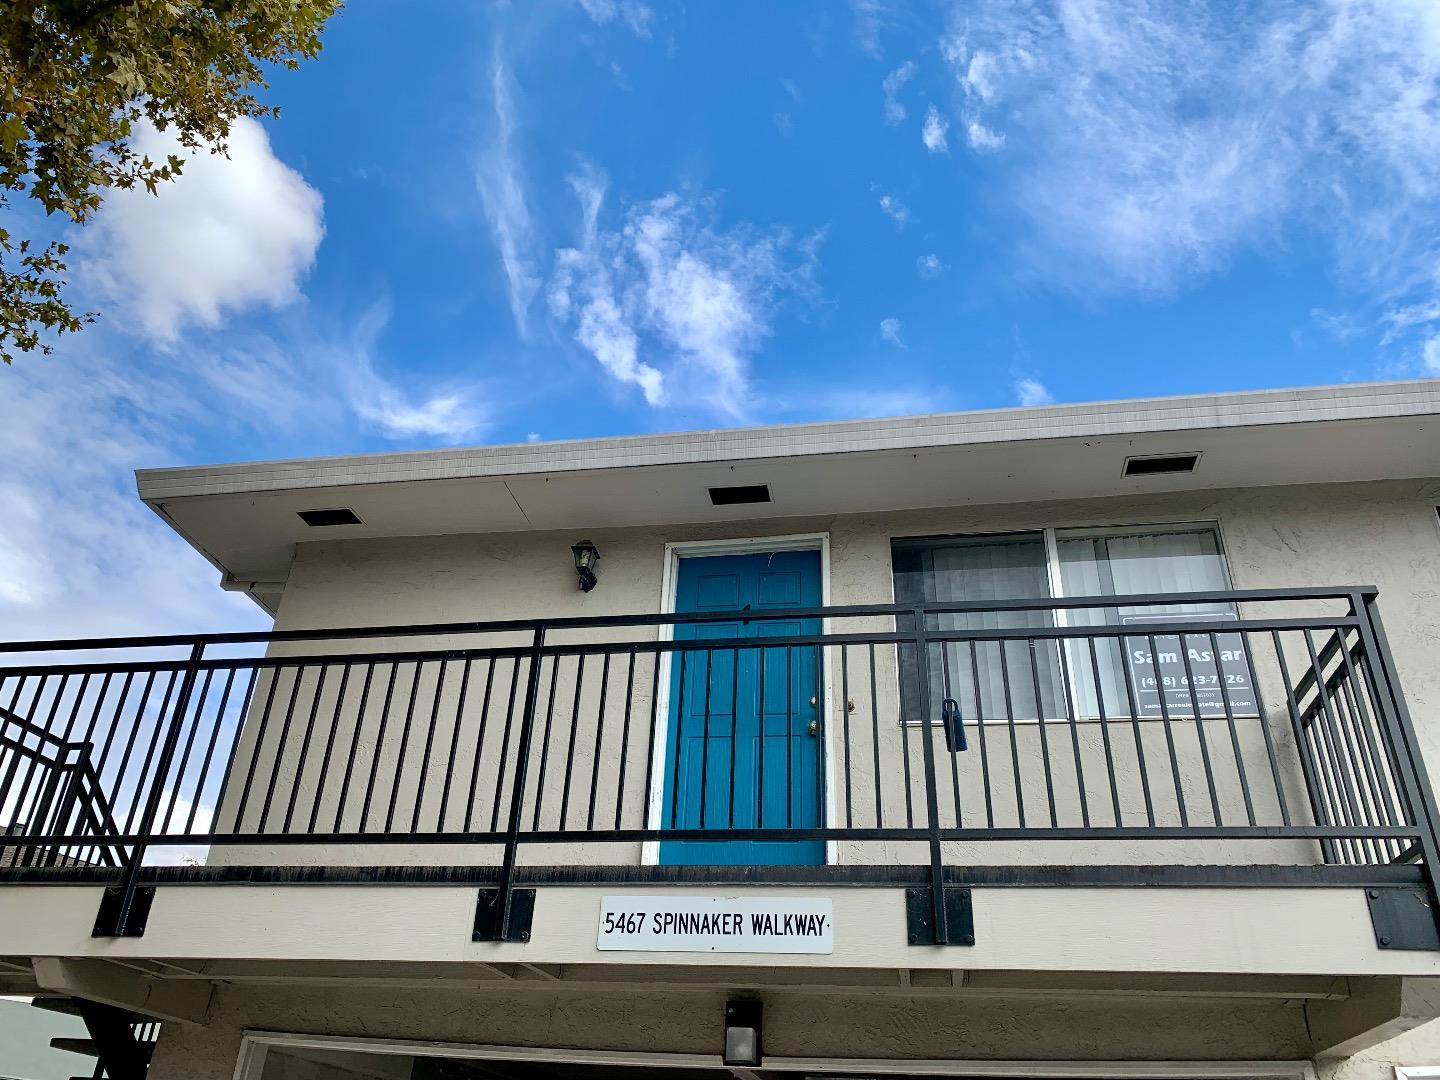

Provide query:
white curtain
left=1056, top=528, right=1232, bottom=718
left=924, top=536, right=1064, bottom=722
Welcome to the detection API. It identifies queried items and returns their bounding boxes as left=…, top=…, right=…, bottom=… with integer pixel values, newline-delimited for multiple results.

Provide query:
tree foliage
left=0, top=0, right=339, bottom=363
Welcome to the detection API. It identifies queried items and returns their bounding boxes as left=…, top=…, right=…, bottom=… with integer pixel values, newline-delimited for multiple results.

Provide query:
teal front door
left=659, top=549, right=826, bottom=866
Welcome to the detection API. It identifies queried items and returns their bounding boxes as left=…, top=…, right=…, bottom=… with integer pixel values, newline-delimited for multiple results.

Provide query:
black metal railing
left=0, top=586, right=1437, bottom=944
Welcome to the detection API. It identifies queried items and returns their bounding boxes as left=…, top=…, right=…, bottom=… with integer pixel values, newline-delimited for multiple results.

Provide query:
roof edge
left=135, top=378, right=1440, bottom=503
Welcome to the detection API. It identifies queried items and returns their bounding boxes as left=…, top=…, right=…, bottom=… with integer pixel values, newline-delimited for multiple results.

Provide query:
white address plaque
left=597, top=895, right=834, bottom=954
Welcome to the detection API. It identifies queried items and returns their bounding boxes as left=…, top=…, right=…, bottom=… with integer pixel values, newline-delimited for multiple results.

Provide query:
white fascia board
left=134, top=380, right=1440, bottom=503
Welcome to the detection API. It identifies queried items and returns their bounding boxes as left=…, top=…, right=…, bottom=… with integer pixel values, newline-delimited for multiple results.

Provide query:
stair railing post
left=1353, top=592, right=1440, bottom=919
left=476, top=625, right=546, bottom=942
left=95, top=641, right=204, bottom=937
left=911, top=607, right=950, bottom=944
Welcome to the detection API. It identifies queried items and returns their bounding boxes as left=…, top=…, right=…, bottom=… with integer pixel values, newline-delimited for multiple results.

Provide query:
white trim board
left=643, top=534, right=834, bottom=867
left=234, top=1030, right=1318, bottom=1080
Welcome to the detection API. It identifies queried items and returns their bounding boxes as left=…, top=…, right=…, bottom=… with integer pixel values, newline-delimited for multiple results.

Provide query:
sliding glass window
left=891, top=523, right=1251, bottom=724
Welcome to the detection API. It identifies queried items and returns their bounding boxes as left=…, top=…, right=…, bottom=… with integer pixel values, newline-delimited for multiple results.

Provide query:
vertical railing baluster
left=476, top=627, right=546, bottom=942
left=96, top=642, right=204, bottom=937
left=1236, top=631, right=1289, bottom=826
left=911, top=608, right=951, bottom=944
left=615, top=648, right=637, bottom=831
left=1178, top=634, right=1222, bottom=826
left=1026, top=639, right=1058, bottom=828
left=531, top=655, right=563, bottom=830
left=1354, top=593, right=1440, bottom=911
left=587, top=652, right=612, bottom=831
left=1085, top=637, right=1122, bottom=827
left=489, top=657, right=524, bottom=833
left=969, top=641, right=995, bottom=829
left=411, top=659, right=448, bottom=833
left=840, top=644, right=853, bottom=830
left=1118, top=634, right=1155, bottom=827
left=1209, top=631, right=1255, bottom=827
left=559, top=654, right=588, bottom=830
left=1270, top=630, right=1336, bottom=862
left=463, top=658, right=496, bottom=833
left=1146, top=634, right=1188, bottom=827
left=867, top=643, right=881, bottom=829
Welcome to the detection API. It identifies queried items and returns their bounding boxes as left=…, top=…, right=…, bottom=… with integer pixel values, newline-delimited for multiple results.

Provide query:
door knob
left=808, top=718, right=819, bottom=736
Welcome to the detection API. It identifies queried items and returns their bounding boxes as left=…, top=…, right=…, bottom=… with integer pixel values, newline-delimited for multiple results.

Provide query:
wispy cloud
left=344, top=304, right=490, bottom=443
left=577, top=0, right=653, bottom=37
left=852, top=0, right=887, bottom=57
left=938, top=0, right=1440, bottom=370
left=880, top=317, right=906, bottom=348
left=878, top=194, right=910, bottom=228
left=477, top=50, right=541, bottom=336
left=922, top=106, right=950, bottom=153
left=1015, top=377, right=1053, bottom=407
left=549, top=167, right=819, bottom=418
left=85, top=118, right=323, bottom=345
left=965, top=120, right=1005, bottom=153
left=882, top=60, right=916, bottom=123
left=0, top=337, right=262, bottom=644
left=917, top=253, right=946, bottom=278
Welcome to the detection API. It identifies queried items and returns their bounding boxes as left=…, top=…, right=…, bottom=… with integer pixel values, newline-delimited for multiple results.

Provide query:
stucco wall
left=203, top=478, right=1440, bottom=870
left=170, top=478, right=1440, bottom=1079
left=148, top=980, right=1318, bottom=1080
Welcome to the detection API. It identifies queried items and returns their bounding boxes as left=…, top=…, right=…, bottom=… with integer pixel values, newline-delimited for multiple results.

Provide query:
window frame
left=891, top=520, right=1251, bottom=725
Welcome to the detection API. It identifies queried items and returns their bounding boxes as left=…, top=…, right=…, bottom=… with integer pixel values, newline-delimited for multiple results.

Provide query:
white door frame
left=234, top=1030, right=1317, bottom=1080
left=642, top=533, right=835, bottom=867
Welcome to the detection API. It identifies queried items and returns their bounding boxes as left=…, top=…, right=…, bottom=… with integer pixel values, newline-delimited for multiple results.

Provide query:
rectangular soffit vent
left=297, top=507, right=363, bottom=527
left=708, top=484, right=772, bottom=506
left=1122, top=452, right=1201, bottom=477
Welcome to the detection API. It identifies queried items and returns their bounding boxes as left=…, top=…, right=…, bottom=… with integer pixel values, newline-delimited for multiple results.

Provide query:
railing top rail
left=0, top=585, right=1377, bottom=656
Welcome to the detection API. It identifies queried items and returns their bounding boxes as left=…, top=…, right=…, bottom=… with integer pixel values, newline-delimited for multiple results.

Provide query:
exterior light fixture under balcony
left=571, top=539, right=600, bottom=592
left=722, top=999, right=763, bottom=1068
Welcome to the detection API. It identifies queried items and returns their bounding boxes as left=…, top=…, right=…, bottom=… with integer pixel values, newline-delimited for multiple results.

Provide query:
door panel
left=660, top=549, right=825, bottom=866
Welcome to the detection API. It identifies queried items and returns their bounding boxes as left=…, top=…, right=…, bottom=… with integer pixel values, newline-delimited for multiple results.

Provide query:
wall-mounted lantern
left=571, top=540, right=600, bottom=592
left=722, top=999, right=763, bottom=1067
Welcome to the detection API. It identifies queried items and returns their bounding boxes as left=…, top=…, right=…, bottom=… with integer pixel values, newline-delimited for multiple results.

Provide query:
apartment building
left=2, top=381, right=1440, bottom=1080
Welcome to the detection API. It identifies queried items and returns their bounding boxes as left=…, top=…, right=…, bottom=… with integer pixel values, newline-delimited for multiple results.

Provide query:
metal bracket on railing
left=905, top=886, right=974, bottom=946
left=92, top=884, right=154, bottom=938
left=473, top=887, right=535, bottom=943
left=1366, top=887, right=1440, bottom=951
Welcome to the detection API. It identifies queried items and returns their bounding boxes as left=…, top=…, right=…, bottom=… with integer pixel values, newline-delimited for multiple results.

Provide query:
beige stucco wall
left=203, top=477, right=1440, bottom=870
left=150, top=979, right=1319, bottom=1080
left=154, top=477, right=1440, bottom=1079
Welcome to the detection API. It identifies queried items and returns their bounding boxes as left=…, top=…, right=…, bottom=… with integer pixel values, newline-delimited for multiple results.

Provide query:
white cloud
left=344, top=304, right=490, bottom=443
left=922, top=106, right=950, bottom=153
left=477, top=53, right=541, bottom=336
left=917, top=253, right=946, bottom=278
left=879, top=317, right=906, bottom=348
left=965, top=120, right=1005, bottom=153
left=549, top=168, right=817, bottom=418
left=882, top=61, right=916, bottom=123
left=85, top=118, right=323, bottom=345
left=937, top=0, right=1440, bottom=371
left=577, top=0, right=653, bottom=37
left=878, top=194, right=910, bottom=227
left=1424, top=336, right=1440, bottom=374
left=1015, top=377, right=1054, bottom=406
left=0, top=340, right=261, bottom=646
left=852, top=0, right=887, bottom=57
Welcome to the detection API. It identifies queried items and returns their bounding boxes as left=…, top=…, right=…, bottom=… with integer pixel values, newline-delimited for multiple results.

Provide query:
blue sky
left=3, top=0, right=1439, bottom=643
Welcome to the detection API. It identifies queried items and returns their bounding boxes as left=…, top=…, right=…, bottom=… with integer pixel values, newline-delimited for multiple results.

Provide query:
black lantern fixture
left=722, top=999, right=763, bottom=1068
left=571, top=539, right=600, bottom=592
